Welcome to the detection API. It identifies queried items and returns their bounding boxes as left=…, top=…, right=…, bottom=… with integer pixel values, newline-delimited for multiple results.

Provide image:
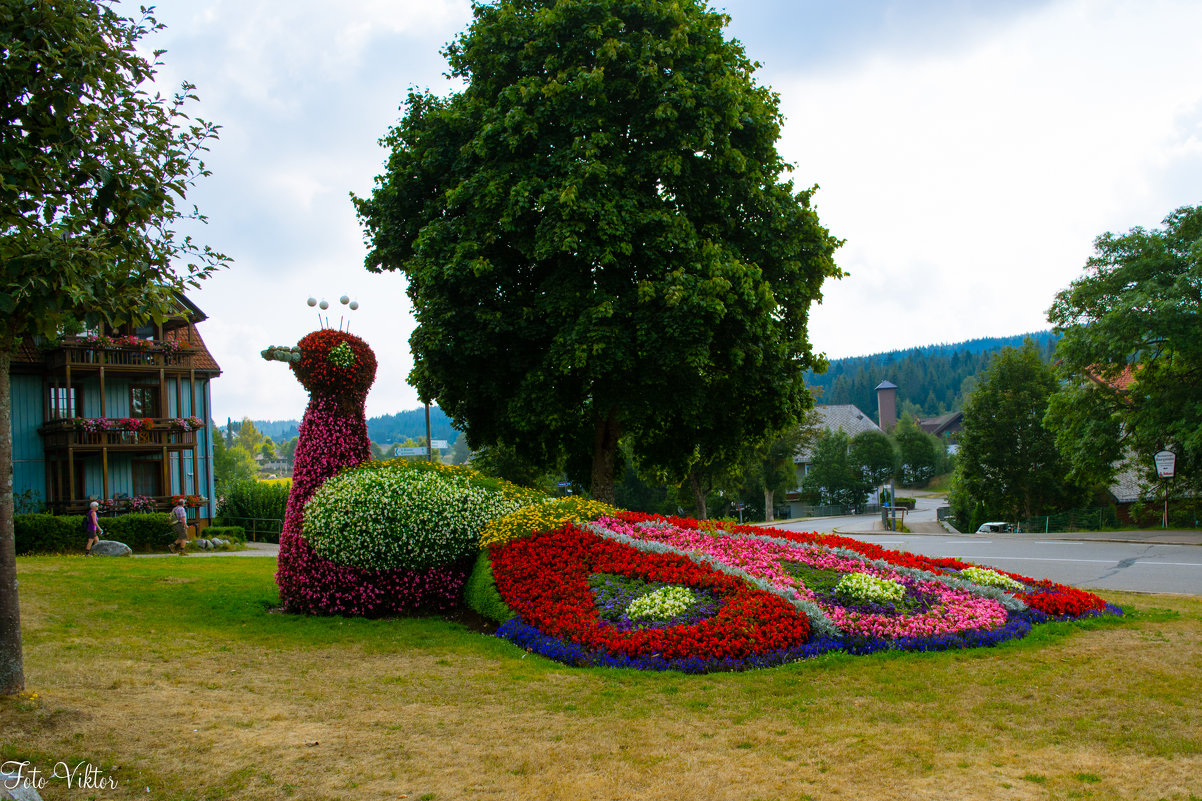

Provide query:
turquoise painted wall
left=11, top=374, right=45, bottom=508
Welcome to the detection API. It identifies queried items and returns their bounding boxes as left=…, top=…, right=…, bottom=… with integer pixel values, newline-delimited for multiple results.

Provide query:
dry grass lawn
left=2, top=555, right=1200, bottom=801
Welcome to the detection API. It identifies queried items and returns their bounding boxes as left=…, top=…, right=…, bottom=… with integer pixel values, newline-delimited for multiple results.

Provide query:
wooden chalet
left=10, top=294, right=221, bottom=526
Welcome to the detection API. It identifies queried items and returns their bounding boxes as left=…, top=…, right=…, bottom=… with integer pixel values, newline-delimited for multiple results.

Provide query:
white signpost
left=430, top=440, right=450, bottom=450
left=1154, top=450, right=1176, bottom=528
left=395, top=446, right=428, bottom=457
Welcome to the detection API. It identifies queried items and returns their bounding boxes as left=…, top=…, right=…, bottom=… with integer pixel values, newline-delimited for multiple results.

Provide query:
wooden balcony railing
left=47, top=495, right=210, bottom=519
left=40, top=417, right=202, bottom=449
left=47, top=343, right=194, bottom=371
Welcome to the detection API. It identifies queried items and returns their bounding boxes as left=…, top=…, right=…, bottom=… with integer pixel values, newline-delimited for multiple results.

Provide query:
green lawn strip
left=5, top=557, right=1201, bottom=800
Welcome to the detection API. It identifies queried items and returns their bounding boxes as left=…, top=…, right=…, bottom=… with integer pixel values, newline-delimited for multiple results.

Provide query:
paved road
left=828, top=534, right=1202, bottom=595
left=770, top=493, right=1202, bottom=595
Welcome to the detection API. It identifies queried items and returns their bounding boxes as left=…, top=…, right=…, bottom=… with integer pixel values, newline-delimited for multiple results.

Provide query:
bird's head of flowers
left=290, top=329, right=377, bottom=405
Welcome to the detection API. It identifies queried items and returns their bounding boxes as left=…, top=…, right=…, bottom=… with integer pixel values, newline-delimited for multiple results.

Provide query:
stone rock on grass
left=0, top=771, right=44, bottom=801
left=91, top=540, right=132, bottom=557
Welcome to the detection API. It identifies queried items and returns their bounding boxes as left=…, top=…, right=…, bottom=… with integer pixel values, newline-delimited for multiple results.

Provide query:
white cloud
left=777, top=0, right=1202, bottom=358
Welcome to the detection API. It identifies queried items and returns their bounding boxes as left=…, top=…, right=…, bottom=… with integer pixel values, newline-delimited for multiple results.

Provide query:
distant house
left=10, top=293, right=221, bottom=526
left=917, top=411, right=963, bottom=440
left=786, top=404, right=883, bottom=517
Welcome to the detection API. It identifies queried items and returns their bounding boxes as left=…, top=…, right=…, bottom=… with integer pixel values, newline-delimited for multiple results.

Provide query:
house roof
left=795, top=404, right=881, bottom=463
left=917, top=411, right=963, bottom=436
left=875, top=380, right=898, bottom=390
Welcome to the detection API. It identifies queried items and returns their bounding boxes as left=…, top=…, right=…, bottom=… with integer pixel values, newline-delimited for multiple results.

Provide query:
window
left=132, top=459, right=162, bottom=497
left=129, top=385, right=160, bottom=418
left=49, top=385, right=82, bottom=419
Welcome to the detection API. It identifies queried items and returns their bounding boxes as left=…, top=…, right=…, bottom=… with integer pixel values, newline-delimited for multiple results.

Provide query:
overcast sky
left=138, top=0, right=1202, bottom=424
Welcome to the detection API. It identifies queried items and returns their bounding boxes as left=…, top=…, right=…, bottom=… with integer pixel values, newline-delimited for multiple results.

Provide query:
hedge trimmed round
left=302, top=462, right=535, bottom=571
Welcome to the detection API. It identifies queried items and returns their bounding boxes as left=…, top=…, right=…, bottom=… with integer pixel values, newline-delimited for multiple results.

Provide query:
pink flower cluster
left=599, top=517, right=1009, bottom=640
left=275, top=330, right=464, bottom=616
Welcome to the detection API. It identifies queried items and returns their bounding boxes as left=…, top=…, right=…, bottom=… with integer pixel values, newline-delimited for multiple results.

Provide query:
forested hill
left=807, top=330, right=1059, bottom=419
left=251, top=406, right=459, bottom=445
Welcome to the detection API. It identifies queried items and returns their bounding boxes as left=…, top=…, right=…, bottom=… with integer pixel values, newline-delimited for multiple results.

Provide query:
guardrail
left=215, top=516, right=284, bottom=543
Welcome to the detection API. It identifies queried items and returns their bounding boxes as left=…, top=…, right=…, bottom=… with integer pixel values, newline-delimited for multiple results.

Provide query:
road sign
left=430, top=439, right=450, bottom=450
left=1154, top=450, right=1176, bottom=478
left=556, top=481, right=572, bottom=488
left=395, top=446, right=428, bottom=457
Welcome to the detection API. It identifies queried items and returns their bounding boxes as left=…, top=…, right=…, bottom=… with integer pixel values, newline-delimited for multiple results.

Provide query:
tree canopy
left=1, top=0, right=227, bottom=694
left=951, top=342, right=1080, bottom=530
left=800, top=429, right=866, bottom=509
left=1046, top=205, right=1202, bottom=498
left=354, top=0, right=841, bottom=503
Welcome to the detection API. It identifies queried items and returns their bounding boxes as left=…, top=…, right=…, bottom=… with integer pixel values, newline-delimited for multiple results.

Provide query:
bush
left=14, top=514, right=75, bottom=554
left=216, top=479, right=289, bottom=525
left=203, top=525, right=246, bottom=542
left=463, top=550, right=515, bottom=624
left=15, top=512, right=174, bottom=553
left=96, top=513, right=174, bottom=551
left=301, top=460, right=542, bottom=571
left=479, top=496, right=621, bottom=549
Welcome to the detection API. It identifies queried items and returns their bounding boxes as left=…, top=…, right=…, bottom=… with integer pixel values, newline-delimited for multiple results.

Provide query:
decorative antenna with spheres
left=307, top=294, right=359, bottom=331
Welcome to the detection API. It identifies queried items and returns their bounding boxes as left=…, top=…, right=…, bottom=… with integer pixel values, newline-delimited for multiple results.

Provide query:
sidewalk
left=138, top=541, right=280, bottom=557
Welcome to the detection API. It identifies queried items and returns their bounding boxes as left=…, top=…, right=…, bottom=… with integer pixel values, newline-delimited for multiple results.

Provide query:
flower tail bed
left=482, top=512, right=1122, bottom=672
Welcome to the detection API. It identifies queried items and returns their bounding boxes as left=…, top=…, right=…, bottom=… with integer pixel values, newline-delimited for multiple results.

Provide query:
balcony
left=47, top=494, right=208, bottom=518
left=40, top=417, right=204, bottom=451
left=47, top=336, right=195, bottom=372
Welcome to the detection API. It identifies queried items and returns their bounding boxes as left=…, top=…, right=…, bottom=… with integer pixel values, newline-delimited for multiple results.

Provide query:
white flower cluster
left=626, top=586, right=697, bottom=622
left=959, top=566, right=1026, bottom=591
left=302, top=465, right=533, bottom=571
left=833, top=572, right=905, bottom=604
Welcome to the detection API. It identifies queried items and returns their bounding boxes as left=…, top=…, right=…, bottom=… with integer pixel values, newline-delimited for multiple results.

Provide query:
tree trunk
left=589, top=407, right=621, bottom=505
left=688, top=470, right=708, bottom=520
left=0, top=348, right=26, bottom=695
left=763, top=488, right=775, bottom=522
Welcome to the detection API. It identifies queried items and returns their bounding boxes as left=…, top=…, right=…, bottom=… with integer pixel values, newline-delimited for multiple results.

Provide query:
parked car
left=976, top=521, right=1015, bottom=533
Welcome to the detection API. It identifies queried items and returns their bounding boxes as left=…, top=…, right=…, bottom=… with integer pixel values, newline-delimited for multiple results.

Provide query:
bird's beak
left=261, top=346, right=302, bottom=363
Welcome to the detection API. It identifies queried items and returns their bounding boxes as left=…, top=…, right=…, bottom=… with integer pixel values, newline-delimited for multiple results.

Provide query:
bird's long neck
left=281, top=393, right=371, bottom=535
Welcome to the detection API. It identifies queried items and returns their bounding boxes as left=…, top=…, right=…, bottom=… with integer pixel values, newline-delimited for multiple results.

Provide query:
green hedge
left=203, top=525, right=246, bottom=542
left=15, top=513, right=175, bottom=554
left=463, top=550, right=515, bottom=624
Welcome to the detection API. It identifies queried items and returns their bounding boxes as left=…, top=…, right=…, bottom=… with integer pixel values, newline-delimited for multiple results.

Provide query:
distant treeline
left=247, top=406, right=460, bottom=447
left=806, top=330, right=1059, bottom=419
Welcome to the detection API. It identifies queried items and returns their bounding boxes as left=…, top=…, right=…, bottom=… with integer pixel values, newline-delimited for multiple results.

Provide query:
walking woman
left=85, top=501, right=101, bottom=555
left=169, top=498, right=191, bottom=554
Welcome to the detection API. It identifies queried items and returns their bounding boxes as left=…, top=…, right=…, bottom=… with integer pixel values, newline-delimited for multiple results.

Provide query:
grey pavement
left=137, top=540, right=280, bottom=557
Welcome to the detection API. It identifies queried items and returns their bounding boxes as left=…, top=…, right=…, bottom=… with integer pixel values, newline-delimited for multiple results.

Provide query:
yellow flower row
left=479, top=497, right=621, bottom=549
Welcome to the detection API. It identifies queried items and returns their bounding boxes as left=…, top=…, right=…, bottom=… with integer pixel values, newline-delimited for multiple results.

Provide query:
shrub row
left=203, top=525, right=246, bottom=543
left=15, top=513, right=175, bottom=554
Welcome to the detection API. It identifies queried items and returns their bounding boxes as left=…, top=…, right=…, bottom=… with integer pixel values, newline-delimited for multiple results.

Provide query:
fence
left=1018, top=507, right=1119, bottom=533
left=790, top=503, right=882, bottom=518
left=214, top=515, right=284, bottom=543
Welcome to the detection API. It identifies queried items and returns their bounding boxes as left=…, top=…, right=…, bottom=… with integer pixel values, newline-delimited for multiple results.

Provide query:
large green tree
left=1, top=0, right=227, bottom=694
left=1046, top=206, right=1202, bottom=498
left=849, top=429, right=897, bottom=491
left=950, top=342, right=1079, bottom=530
left=892, top=414, right=939, bottom=487
left=801, top=429, right=868, bottom=510
left=355, top=0, right=841, bottom=504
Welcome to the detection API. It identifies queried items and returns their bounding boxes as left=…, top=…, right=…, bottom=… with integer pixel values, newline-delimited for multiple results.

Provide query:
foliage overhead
left=354, top=0, right=841, bottom=502
left=0, top=0, right=227, bottom=696
left=951, top=342, right=1081, bottom=529
left=0, top=0, right=228, bottom=346
left=1046, top=205, right=1202, bottom=496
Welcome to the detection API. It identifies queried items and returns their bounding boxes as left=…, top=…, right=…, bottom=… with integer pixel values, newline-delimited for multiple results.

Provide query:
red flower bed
left=490, top=523, right=811, bottom=660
